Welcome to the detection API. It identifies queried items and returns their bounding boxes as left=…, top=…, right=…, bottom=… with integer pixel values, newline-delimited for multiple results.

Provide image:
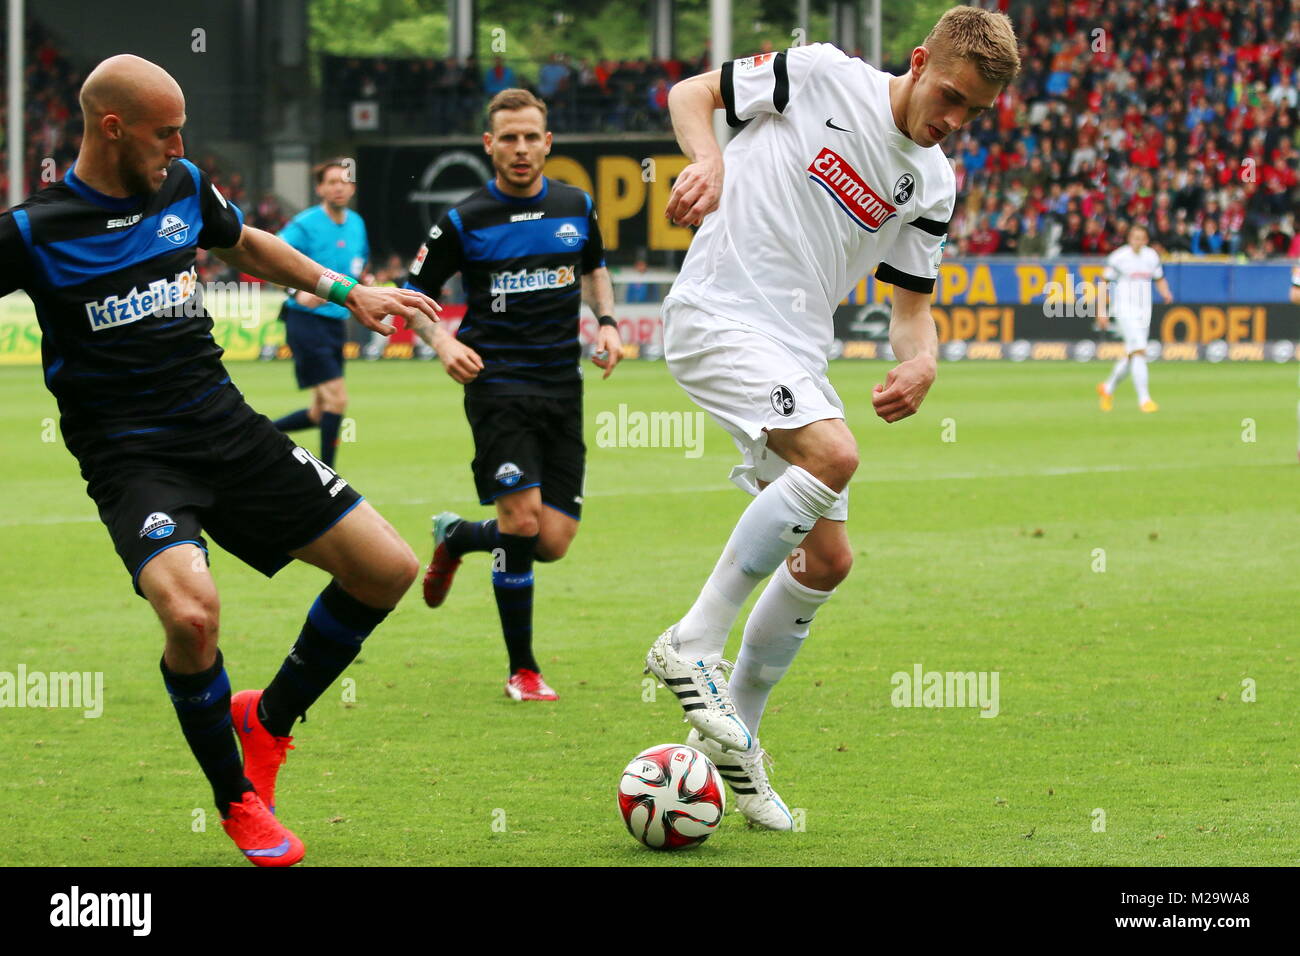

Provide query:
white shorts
left=662, top=298, right=850, bottom=521
left=1115, top=314, right=1151, bottom=353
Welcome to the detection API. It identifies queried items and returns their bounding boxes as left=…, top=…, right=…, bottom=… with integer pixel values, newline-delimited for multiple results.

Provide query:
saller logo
left=808, top=147, right=897, bottom=232
left=490, top=265, right=575, bottom=295
left=85, top=267, right=198, bottom=331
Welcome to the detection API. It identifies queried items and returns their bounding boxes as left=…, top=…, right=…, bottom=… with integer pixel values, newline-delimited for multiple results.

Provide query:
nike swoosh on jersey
left=795, top=616, right=814, bottom=625
left=825, top=118, right=854, bottom=132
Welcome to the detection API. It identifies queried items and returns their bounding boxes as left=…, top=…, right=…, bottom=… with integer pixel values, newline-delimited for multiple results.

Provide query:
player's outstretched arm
left=665, top=72, right=726, bottom=227
left=872, top=287, right=938, bottom=424
left=213, top=225, right=441, bottom=335
left=582, top=267, right=622, bottom=379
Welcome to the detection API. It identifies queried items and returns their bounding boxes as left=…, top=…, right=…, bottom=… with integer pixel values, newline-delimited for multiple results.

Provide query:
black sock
left=272, top=408, right=314, bottom=432
left=260, top=581, right=390, bottom=737
left=319, top=411, right=343, bottom=468
left=444, top=518, right=499, bottom=558
left=160, top=650, right=252, bottom=815
left=493, top=532, right=539, bottom=673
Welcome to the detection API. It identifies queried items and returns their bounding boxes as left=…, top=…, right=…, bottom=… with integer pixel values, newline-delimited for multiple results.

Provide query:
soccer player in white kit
left=643, top=7, right=1020, bottom=828
left=1097, top=224, right=1174, bottom=412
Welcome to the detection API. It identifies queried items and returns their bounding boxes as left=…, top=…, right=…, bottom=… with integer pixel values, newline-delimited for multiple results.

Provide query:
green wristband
left=327, top=276, right=356, bottom=305
left=315, top=270, right=357, bottom=306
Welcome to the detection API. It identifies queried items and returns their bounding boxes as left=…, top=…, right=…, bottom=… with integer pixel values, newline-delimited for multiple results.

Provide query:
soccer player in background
left=648, top=7, right=1020, bottom=828
left=271, top=159, right=371, bottom=467
left=1097, top=224, right=1174, bottom=412
left=0, top=55, right=442, bottom=865
left=406, top=89, right=622, bottom=702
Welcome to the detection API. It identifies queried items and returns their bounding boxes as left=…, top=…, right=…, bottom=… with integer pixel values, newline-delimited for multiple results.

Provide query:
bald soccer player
left=0, top=55, right=444, bottom=866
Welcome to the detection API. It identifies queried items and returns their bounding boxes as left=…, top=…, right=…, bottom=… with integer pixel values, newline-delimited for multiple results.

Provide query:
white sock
left=732, top=562, right=834, bottom=735
left=1104, top=357, right=1129, bottom=393
left=675, top=465, right=839, bottom=663
left=1131, top=354, right=1150, bottom=403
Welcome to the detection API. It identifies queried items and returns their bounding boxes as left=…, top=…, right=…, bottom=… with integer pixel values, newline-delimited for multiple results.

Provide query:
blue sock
left=272, top=408, right=314, bottom=432
left=161, top=649, right=253, bottom=814
left=259, top=581, right=390, bottom=737
left=445, top=518, right=499, bottom=558
left=493, top=532, right=539, bottom=673
left=319, top=412, right=343, bottom=468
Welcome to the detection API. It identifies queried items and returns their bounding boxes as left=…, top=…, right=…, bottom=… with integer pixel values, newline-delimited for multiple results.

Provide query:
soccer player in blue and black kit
left=0, top=55, right=442, bottom=866
left=408, top=89, right=622, bottom=702
left=271, top=159, right=370, bottom=468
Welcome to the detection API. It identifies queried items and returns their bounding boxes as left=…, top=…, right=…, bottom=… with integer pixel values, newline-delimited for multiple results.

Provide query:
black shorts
left=86, top=415, right=364, bottom=597
left=283, top=305, right=346, bottom=389
left=465, top=391, right=585, bottom=519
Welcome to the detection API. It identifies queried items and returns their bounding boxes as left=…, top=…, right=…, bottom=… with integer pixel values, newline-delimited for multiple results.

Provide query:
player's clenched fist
left=346, top=285, right=441, bottom=336
left=435, top=335, right=484, bottom=384
left=872, top=355, right=936, bottom=423
left=666, top=158, right=724, bottom=227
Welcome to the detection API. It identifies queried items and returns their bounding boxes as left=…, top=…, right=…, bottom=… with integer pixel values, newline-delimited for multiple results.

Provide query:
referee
left=271, top=159, right=370, bottom=468
left=407, top=89, right=622, bottom=702
left=0, top=55, right=440, bottom=866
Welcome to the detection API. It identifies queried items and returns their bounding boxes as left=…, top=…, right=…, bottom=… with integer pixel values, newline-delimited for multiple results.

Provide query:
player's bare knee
left=814, top=442, right=859, bottom=491
left=365, top=543, right=419, bottom=606
left=535, top=533, right=571, bottom=562
left=395, top=543, right=420, bottom=589
left=158, top=593, right=220, bottom=646
left=498, top=505, right=541, bottom=538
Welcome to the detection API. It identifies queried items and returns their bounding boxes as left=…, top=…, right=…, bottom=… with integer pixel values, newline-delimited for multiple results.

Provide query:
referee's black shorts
left=283, top=304, right=347, bottom=389
left=464, top=390, right=585, bottom=520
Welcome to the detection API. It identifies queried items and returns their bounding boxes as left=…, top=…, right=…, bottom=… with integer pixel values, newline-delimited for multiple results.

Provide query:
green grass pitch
left=0, top=356, right=1296, bottom=866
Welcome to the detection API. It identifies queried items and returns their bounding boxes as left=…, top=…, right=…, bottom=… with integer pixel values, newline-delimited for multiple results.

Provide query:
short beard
left=501, top=162, right=539, bottom=187
left=120, top=152, right=160, bottom=196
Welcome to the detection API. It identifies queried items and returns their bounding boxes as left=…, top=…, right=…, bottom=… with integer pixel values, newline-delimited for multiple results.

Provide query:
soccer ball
left=617, top=744, right=726, bottom=850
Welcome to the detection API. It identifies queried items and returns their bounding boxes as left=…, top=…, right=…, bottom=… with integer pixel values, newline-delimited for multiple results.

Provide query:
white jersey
left=1103, top=244, right=1163, bottom=321
left=666, top=43, right=956, bottom=375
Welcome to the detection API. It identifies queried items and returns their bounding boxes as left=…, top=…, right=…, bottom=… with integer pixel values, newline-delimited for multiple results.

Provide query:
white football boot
left=687, top=728, right=794, bottom=831
left=645, top=627, right=753, bottom=752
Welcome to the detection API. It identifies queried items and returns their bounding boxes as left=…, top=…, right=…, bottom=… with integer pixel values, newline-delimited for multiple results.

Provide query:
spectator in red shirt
left=966, top=214, right=1002, bottom=255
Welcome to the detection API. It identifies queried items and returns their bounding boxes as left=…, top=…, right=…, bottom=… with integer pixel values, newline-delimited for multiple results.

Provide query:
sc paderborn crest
left=770, top=385, right=796, bottom=417
left=892, top=173, right=915, bottom=206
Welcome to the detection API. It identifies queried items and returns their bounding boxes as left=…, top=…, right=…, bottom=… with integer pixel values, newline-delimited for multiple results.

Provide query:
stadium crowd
left=946, top=0, right=1300, bottom=260
left=322, top=49, right=717, bottom=136
left=9, top=1, right=1300, bottom=262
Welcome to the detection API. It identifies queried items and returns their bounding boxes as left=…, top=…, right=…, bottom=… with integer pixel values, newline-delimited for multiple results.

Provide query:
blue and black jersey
left=0, top=159, right=252, bottom=470
left=404, top=176, right=605, bottom=396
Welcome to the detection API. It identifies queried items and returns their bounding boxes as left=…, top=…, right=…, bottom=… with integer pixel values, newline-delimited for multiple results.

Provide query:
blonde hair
left=924, top=6, right=1021, bottom=87
left=486, top=88, right=548, bottom=131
